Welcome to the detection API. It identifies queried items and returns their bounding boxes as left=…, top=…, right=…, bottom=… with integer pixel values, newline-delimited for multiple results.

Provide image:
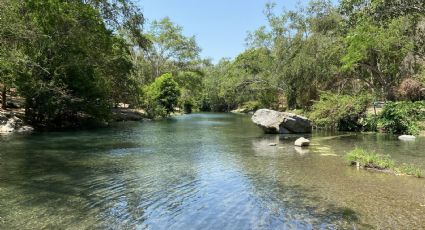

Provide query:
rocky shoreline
left=0, top=109, right=34, bottom=134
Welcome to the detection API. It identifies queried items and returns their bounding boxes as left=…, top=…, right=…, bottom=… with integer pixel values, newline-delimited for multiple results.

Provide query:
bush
left=182, top=99, right=194, bottom=114
left=377, top=101, right=425, bottom=135
left=241, top=101, right=261, bottom=112
left=309, top=92, right=372, bottom=131
left=397, top=78, right=423, bottom=101
left=360, top=114, right=378, bottom=132
left=143, top=73, right=180, bottom=118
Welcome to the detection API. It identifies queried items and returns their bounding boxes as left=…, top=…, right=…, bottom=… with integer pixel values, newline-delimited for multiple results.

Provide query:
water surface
left=1, top=113, right=424, bottom=229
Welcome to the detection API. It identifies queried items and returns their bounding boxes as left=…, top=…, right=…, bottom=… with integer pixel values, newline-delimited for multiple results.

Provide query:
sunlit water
left=1, top=113, right=425, bottom=229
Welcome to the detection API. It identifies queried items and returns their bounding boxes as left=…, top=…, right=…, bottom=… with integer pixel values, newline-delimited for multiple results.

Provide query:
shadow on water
left=0, top=128, right=205, bottom=229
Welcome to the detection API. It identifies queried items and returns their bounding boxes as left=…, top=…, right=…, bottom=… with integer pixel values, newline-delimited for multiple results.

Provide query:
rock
left=268, top=143, right=277, bottom=146
left=294, top=137, right=310, bottom=147
left=112, top=108, right=146, bottom=121
left=251, top=109, right=312, bottom=134
left=17, top=125, right=34, bottom=133
left=0, top=113, right=33, bottom=134
left=231, top=108, right=249, bottom=114
left=398, top=135, right=416, bottom=141
left=6, top=101, right=20, bottom=109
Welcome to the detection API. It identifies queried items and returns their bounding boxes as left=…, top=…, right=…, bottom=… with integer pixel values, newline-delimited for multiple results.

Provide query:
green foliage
left=246, top=0, right=344, bottom=109
left=346, top=148, right=423, bottom=178
left=201, top=48, right=279, bottom=112
left=346, top=148, right=395, bottom=169
left=0, top=0, right=148, bottom=129
left=309, top=92, right=372, bottom=131
left=143, top=73, right=180, bottom=118
left=360, top=114, right=379, bottom=132
left=134, top=17, right=202, bottom=83
left=241, top=101, right=262, bottom=112
left=395, top=164, right=423, bottom=178
left=377, top=101, right=425, bottom=135
left=2, top=0, right=425, bottom=131
left=17, top=0, right=117, bottom=128
left=342, top=17, right=414, bottom=98
left=174, top=71, right=204, bottom=113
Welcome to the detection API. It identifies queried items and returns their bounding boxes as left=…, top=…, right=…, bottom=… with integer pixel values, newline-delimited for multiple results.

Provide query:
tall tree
left=138, top=17, right=201, bottom=82
left=3, top=0, right=148, bottom=128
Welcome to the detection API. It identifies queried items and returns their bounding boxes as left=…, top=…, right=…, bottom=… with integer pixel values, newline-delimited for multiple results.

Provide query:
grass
left=346, top=148, right=395, bottom=170
left=395, top=164, right=423, bottom=178
left=346, top=148, right=423, bottom=178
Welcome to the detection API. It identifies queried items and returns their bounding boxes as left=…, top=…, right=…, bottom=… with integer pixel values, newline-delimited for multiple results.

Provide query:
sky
left=138, top=0, right=313, bottom=62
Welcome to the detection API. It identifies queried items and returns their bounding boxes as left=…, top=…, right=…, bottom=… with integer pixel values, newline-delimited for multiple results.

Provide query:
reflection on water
left=1, top=113, right=425, bottom=229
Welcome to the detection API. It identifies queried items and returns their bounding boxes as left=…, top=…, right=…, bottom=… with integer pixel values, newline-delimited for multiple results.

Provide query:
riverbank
left=0, top=108, right=34, bottom=134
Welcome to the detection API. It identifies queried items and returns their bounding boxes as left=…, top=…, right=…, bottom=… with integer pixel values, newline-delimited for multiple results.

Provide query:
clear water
left=0, top=113, right=424, bottom=229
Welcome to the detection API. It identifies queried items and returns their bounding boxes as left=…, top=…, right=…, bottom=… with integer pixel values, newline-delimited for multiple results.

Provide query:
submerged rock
left=398, top=135, right=416, bottom=141
left=251, top=109, right=312, bottom=134
left=295, top=146, right=310, bottom=155
left=112, top=108, right=147, bottom=121
left=294, top=137, right=310, bottom=147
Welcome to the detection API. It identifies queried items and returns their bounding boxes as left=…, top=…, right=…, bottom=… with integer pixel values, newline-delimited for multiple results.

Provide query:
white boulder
left=295, top=137, right=310, bottom=147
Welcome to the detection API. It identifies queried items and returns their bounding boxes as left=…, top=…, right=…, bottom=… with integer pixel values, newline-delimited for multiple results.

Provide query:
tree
left=2, top=0, right=147, bottom=128
left=245, top=0, right=343, bottom=109
left=137, top=17, right=201, bottom=82
left=0, top=0, right=36, bottom=109
left=342, top=17, right=414, bottom=99
left=143, top=73, right=180, bottom=118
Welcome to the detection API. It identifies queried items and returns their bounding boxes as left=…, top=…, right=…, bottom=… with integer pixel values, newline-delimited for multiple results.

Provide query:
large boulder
left=251, top=109, right=312, bottom=134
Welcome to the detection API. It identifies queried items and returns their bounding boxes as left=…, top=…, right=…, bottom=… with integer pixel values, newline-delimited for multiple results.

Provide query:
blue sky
left=139, top=1, right=331, bottom=62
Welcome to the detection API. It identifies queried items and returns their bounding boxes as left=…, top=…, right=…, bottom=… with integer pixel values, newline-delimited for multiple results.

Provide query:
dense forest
left=1, top=0, right=425, bottom=133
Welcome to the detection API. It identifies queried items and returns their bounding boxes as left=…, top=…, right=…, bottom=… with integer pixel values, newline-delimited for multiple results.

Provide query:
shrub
left=182, top=99, right=194, bottom=114
left=143, top=73, right=180, bottom=118
left=241, top=101, right=261, bottom=112
left=346, top=148, right=395, bottom=169
left=309, top=92, right=372, bottom=131
left=377, top=101, right=425, bottom=135
left=360, top=114, right=378, bottom=132
left=397, top=78, right=423, bottom=101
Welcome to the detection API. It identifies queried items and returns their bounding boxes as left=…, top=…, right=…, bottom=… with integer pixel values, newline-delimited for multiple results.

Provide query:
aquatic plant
left=395, top=164, right=423, bottom=178
left=346, top=148, right=423, bottom=178
left=346, top=148, right=395, bottom=170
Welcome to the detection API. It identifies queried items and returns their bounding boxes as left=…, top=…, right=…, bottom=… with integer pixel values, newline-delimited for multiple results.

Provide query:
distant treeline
left=1, top=0, right=424, bottom=130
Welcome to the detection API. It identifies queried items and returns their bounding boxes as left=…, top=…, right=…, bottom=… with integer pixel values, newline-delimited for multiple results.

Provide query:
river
left=0, top=113, right=424, bottom=229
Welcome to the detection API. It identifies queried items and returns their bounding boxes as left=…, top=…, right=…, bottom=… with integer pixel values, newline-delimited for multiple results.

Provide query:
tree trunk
left=1, top=85, right=6, bottom=109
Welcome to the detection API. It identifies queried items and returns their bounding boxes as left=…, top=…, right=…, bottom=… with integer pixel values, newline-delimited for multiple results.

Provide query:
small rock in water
left=294, top=137, right=310, bottom=147
left=268, top=143, right=277, bottom=146
left=398, top=135, right=416, bottom=141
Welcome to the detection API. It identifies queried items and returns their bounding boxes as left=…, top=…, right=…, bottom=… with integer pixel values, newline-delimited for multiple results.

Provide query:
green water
left=1, top=113, right=425, bottom=229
